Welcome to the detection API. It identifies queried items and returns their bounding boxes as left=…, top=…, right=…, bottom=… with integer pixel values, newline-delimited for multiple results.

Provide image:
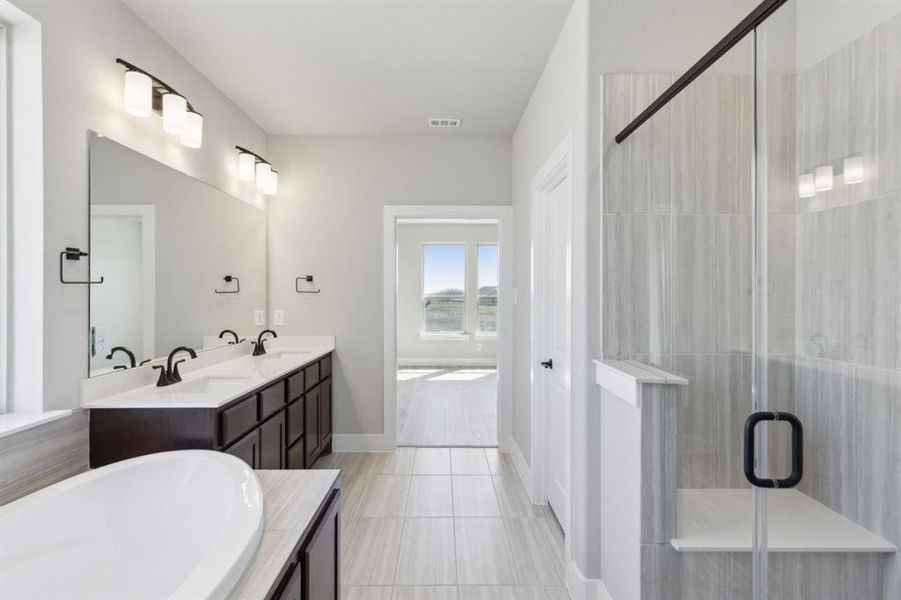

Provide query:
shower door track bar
left=614, top=0, right=788, bottom=144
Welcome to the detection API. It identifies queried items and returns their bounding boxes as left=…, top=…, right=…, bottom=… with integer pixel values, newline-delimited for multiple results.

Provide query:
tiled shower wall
left=793, top=11, right=901, bottom=597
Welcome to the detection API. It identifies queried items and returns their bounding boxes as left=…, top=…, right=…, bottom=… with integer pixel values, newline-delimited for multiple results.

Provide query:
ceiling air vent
left=429, top=118, right=462, bottom=128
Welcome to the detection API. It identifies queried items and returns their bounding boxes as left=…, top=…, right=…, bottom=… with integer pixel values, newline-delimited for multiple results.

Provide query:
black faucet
left=252, top=330, right=278, bottom=356
left=218, top=329, right=244, bottom=345
left=153, top=346, right=198, bottom=387
left=106, top=346, right=136, bottom=370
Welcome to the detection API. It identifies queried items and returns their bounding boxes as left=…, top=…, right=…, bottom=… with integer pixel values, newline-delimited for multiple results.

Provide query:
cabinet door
left=304, top=386, right=321, bottom=466
left=275, top=562, right=301, bottom=600
left=302, top=490, right=340, bottom=600
left=259, top=411, right=286, bottom=470
left=320, top=378, right=332, bottom=448
left=224, top=429, right=259, bottom=468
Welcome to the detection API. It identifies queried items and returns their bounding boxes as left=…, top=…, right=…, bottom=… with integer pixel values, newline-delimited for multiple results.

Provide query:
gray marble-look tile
left=406, top=476, right=454, bottom=517
left=454, top=518, right=518, bottom=585
left=603, top=74, right=674, bottom=214
left=358, top=475, right=411, bottom=518
left=395, top=518, right=457, bottom=585
left=764, top=74, right=797, bottom=217
left=343, top=586, right=394, bottom=600
left=878, top=12, right=901, bottom=197
left=391, top=586, right=458, bottom=600
left=451, top=448, right=490, bottom=475
left=672, top=70, right=753, bottom=215
left=640, top=543, right=680, bottom=600
left=766, top=214, right=797, bottom=357
left=602, top=214, right=671, bottom=357
left=504, top=518, right=561, bottom=586
left=639, top=386, right=678, bottom=544
left=414, top=448, right=452, bottom=475
left=342, top=518, right=404, bottom=586
left=452, top=476, right=501, bottom=517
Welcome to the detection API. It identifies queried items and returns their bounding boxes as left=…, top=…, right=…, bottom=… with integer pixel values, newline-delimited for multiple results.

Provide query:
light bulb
left=180, top=111, right=203, bottom=148
left=255, top=162, right=272, bottom=191
left=162, top=93, right=187, bottom=135
left=123, top=70, right=152, bottom=118
left=814, top=165, right=834, bottom=192
left=238, top=152, right=256, bottom=181
left=843, top=156, right=864, bottom=185
left=264, top=170, right=278, bottom=196
left=798, top=173, right=816, bottom=198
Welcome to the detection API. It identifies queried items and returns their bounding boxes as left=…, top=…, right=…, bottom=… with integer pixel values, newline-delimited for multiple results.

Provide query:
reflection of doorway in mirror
left=89, top=205, right=155, bottom=375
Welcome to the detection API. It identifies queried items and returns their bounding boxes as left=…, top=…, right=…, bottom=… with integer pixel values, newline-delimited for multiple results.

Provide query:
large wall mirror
left=88, top=135, right=267, bottom=376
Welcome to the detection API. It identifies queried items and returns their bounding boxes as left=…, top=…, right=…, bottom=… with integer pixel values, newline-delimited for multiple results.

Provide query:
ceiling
left=124, top=0, right=574, bottom=136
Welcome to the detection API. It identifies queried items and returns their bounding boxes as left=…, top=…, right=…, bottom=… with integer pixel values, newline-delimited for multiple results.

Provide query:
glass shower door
left=753, top=2, right=900, bottom=598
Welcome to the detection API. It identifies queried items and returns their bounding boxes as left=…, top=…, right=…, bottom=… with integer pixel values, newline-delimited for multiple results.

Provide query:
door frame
left=529, top=133, right=574, bottom=531
left=382, top=205, right=514, bottom=451
left=89, top=204, right=156, bottom=363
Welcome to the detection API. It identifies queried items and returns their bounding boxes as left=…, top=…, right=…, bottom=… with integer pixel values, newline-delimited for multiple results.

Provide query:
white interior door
left=538, top=174, right=572, bottom=530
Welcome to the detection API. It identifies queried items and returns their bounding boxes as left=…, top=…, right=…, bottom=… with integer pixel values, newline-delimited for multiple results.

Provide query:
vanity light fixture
left=235, top=146, right=279, bottom=196
left=814, top=165, right=834, bottom=192
left=843, top=156, right=864, bottom=185
left=798, top=173, right=816, bottom=198
left=116, top=58, right=203, bottom=149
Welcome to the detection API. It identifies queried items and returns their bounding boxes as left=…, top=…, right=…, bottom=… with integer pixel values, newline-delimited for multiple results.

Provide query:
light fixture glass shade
left=814, top=165, right=834, bottom=191
left=123, top=70, right=152, bottom=118
left=181, top=111, right=203, bottom=148
left=255, top=162, right=272, bottom=190
left=162, top=93, right=187, bottom=135
left=264, top=170, right=278, bottom=196
left=238, top=152, right=256, bottom=181
left=843, top=156, right=864, bottom=184
left=798, top=173, right=816, bottom=198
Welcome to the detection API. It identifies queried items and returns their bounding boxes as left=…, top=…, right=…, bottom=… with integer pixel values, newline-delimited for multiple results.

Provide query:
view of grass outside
left=421, top=243, right=498, bottom=334
left=477, top=245, right=498, bottom=334
left=423, top=244, right=466, bottom=333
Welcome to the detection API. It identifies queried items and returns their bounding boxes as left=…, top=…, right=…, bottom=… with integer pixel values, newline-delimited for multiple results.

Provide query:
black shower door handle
left=743, top=411, right=803, bottom=488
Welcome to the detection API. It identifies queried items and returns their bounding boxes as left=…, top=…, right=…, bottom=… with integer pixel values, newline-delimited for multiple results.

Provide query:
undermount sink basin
left=262, top=351, right=313, bottom=361
left=0, top=450, right=263, bottom=599
left=171, top=375, right=255, bottom=394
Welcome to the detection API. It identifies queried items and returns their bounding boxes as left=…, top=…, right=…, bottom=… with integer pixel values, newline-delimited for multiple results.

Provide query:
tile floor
left=396, top=369, right=498, bottom=447
left=313, top=447, right=570, bottom=599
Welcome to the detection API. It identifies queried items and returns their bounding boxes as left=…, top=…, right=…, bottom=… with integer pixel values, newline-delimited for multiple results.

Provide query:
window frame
left=475, top=243, right=499, bottom=337
left=420, top=242, right=468, bottom=336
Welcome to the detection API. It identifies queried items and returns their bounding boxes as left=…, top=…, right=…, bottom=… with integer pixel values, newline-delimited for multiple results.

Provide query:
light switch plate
left=254, top=310, right=265, bottom=326
left=94, top=325, right=111, bottom=357
left=273, top=310, right=285, bottom=326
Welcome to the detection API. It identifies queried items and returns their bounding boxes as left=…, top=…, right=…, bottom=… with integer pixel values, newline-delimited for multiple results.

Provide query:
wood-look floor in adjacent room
left=313, top=448, right=570, bottom=600
left=396, top=369, right=498, bottom=447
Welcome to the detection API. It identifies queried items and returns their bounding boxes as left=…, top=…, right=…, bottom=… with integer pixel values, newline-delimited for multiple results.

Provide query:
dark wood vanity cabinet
left=89, top=352, right=334, bottom=470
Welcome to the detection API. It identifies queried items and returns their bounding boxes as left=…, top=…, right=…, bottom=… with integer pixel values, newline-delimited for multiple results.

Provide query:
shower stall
left=599, top=0, right=900, bottom=598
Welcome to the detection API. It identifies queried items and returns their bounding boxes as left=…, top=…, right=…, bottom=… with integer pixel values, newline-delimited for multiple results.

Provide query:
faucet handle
left=172, top=359, right=187, bottom=382
left=152, top=365, right=169, bottom=387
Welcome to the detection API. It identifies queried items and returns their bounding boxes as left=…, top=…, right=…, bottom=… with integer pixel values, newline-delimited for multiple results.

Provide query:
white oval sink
left=0, top=450, right=263, bottom=599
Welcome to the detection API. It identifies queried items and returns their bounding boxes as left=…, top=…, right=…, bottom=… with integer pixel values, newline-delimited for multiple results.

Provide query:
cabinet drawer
left=304, top=362, right=320, bottom=390
left=320, top=354, right=332, bottom=378
left=287, top=397, right=304, bottom=447
left=220, top=396, right=258, bottom=446
left=275, top=562, right=302, bottom=600
left=287, top=371, right=305, bottom=401
left=260, top=381, right=286, bottom=419
left=287, top=437, right=305, bottom=469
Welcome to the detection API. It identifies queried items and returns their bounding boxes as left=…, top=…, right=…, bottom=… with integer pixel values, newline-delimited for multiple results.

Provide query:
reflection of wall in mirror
left=89, top=216, right=145, bottom=373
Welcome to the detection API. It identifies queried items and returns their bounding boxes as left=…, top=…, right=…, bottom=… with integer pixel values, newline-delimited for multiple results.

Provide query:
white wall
left=267, top=135, right=511, bottom=436
left=510, top=0, right=590, bottom=585
left=10, top=0, right=269, bottom=410
left=397, top=222, right=498, bottom=366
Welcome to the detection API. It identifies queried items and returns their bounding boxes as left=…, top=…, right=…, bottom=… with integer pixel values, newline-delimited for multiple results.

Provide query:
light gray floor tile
left=343, top=518, right=404, bottom=585
left=451, top=448, right=491, bottom=474
left=359, top=476, right=411, bottom=518
left=453, top=475, right=501, bottom=517
left=407, top=476, right=454, bottom=517
left=504, top=518, right=562, bottom=585
left=343, top=586, right=394, bottom=600
left=484, top=448, right=513, bottom=475
left=455, top=518, right=518, bottom=585
left=395, top=518, right=457, bottom=585
left=381, top=448, right=416, bottom=475
left=413, top=448, right=452, bottom=475
left=492, top=475, right=534, bottom=518
left=392, top=586, right=459, bottom=600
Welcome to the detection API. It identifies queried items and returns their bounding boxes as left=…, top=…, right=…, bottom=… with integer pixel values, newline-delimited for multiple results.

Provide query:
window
left=422, top=244, right=466, bottom=333
left=477, top=244, right=498, bottom=334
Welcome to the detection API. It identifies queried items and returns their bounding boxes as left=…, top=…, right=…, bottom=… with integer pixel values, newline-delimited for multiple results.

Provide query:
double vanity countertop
left=81, top=336, right=334, bottom=409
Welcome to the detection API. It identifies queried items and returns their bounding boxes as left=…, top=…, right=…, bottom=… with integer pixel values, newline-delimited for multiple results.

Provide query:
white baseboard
left=566, top=561, right=611, bottom=600
left=507, top=438, right=533, bottom=501
left=397, top=358, right=497, bottom=368
left=332, top=434, right=393, bottom=453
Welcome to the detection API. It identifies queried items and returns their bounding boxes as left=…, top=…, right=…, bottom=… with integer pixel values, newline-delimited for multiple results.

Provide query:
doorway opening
left=395, top=224, right=499, bottom=447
